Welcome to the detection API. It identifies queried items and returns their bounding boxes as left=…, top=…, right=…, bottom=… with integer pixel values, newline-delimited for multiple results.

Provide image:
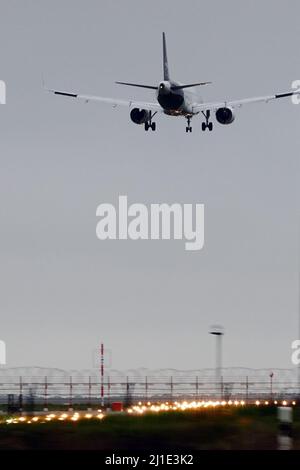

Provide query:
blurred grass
left=1, top=407, right=300, bottom=450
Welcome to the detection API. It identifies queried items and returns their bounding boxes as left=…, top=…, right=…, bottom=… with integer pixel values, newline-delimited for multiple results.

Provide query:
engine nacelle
left=215, top=107, right=235, bottom=125
left=130, top=108, right=150, bottom=125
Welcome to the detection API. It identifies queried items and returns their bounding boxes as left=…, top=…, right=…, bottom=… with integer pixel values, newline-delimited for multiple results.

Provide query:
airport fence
left=0, top=373, right=299, bottom=408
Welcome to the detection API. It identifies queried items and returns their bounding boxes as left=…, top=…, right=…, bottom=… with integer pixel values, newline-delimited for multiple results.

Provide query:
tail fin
left=163, top=32, right=170, bottom=81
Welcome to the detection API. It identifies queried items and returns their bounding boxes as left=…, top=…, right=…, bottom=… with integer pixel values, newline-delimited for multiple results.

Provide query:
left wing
left=192, top=90, right=300, bottom=113
left=47, top=88, right=163, bottom=113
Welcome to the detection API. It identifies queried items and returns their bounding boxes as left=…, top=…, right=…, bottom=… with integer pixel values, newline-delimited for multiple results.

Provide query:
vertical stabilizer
left=162, top=32, right=170, bottom=81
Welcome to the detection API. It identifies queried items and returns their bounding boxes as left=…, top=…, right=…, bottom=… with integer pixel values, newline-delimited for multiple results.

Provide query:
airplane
left=47, top=32, right=300, bottom=133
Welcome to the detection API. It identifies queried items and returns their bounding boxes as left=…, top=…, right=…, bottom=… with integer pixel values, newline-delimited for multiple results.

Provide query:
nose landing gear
left=145, top=122, right=156, bottom=131
left=144, top=111, right=157, bottom=131
left=201, top=110, right=213, bottom=131
left=185, top=116, right=192, bottom=133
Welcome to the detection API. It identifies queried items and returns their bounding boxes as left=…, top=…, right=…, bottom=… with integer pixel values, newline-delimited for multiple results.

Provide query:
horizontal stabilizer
left=172, top=82, right=212, bottom=91
left=116, top=81, right=157, bottom=90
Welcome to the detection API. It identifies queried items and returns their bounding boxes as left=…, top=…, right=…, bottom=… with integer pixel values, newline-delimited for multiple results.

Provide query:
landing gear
left=145, top=122, right=156, bottom=131
left=201, top=110, right=213, bottom=131
left=185, top=116, right=192, bottom=133
left=144, top=112, right=157, bottom=131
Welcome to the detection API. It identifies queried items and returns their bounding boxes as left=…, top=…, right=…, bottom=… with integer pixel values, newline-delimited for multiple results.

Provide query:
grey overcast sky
left=0, top=0, right=299, bottom=371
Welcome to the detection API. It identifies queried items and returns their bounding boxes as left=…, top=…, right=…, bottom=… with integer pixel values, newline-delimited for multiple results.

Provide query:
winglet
left=42, top=74, right=53, bottom=94
left=42, top=73, right=46, bottom=90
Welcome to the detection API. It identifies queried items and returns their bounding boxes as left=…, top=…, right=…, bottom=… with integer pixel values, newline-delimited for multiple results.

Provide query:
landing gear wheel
left=144, top=111, right=157, bottom=132
left=185, top=116, right=193, bottom=133
left=201, top=110, right=213, bottom=132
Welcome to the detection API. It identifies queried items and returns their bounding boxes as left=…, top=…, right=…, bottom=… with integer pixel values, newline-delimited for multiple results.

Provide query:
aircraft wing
left=192, top=90, right=300, bottom=113
left=47, top=88, right=163, bottom=113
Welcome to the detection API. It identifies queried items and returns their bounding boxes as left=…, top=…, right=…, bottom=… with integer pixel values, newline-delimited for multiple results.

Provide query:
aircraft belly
left=158, top=92, right=194, bottom=116
left=158, top=92, right=184, bottom=111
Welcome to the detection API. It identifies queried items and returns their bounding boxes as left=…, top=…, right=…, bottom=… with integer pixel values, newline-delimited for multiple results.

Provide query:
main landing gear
left=144, top=112, right=157, bottom=131
left=185, top=116, right=192, bottom=133
left=201, top=110, right=213, bottom=131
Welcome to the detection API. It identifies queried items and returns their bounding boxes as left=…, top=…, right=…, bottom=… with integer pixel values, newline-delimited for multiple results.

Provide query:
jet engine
left=130, top=108, right=150, bottom=125
left=215, top=107, right=235, bottom=125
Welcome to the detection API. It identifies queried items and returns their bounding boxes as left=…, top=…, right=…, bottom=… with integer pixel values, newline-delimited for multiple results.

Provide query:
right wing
left=192, top=91, right=299, bottom=113
left=47, top=88, right=163, bottom=113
